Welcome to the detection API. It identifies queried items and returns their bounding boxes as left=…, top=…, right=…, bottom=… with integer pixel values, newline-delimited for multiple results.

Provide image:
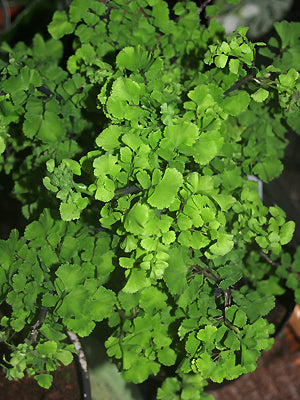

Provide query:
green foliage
left=0, top=0, right=300, bottom=398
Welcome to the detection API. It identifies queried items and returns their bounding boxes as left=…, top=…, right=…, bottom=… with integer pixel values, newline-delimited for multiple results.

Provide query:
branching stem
left=197, top=0, right=212, bottom=15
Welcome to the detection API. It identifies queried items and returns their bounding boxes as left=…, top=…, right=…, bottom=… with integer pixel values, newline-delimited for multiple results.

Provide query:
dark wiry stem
left=197, top=0, right=212, bottom=15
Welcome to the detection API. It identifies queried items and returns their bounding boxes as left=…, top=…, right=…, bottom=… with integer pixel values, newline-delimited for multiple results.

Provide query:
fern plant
left=0, top=0, right=300, bottom=398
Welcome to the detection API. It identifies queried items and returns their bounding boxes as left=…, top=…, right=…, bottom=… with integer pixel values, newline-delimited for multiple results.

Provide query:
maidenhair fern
left=0, top=1, right=299, bottom=397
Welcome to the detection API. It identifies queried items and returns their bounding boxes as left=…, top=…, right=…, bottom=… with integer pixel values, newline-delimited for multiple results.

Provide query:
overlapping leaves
left=1, top=0, right=300, bottom=396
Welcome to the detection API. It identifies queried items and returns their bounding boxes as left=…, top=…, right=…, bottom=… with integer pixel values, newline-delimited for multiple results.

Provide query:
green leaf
left=106, top=77, right=144, bottom=120
left=59, top=203, right=80, bottom=221
left=23, top=113, right=42, bottom=139
left=187, top=84, right=215, bottom=113
left=160, top=121, right=199, bottom=151
left=96, top=125, right=123, bottom=151
left=278, top=69, right=299, bottom=87
left=209, top=233, right=234, bottom=256
left=116, top=46, right=151, bottom=71
left=93, top=154, right=120, bottom=177
left=38, top=112, right=65, bottom=143
left=63, top=159, right=81, bottom=175
left=280, top=221, right=295, bottom=245
left=157, top=377, right=181, bottom=400
left=42, top=292, right=59, bottom=307
left=148, top=168, right=183, bottom=208
left=222, top=91, right=250, bottom=116
left=119, top=257, right=135, bottom=269
left=124, top=203, right=149, bottom=234
left=37, top=341, right=57, bottom=356
left=255, top=236, right=269, bottom=249
left=197, top=325, right=217, bottom=341
left=157, top=347, right=177, bottom=366
left=57, top=350, right=73, bottom=366
left=122, top=357, right=160, bottom=384
left=48, top=11, right=74, bottom=40
left=241, top=345, right=260, bottom=371
left=229, top=58, right=240, bottom=74
left=34, top=374, right=53, bottom=389
left=252, top=159, right=283, bottom=182
left=0, top=136, right=5, bottom=154
left=95, top=178, right=115, bottom=202
left=137, top=170, right=151, bottom=189
left=122, top=133, right=143, bottom=151
left=163, top=246, right=188, bottom=296
left=139, top=286, right=167, bottom=312
left=89, top=287, right=117, bottom=321
left=55, top=263, right=86, bottom=292
left=233, top=309, right=247, bottom=328
left=191, top=131, right=223, bottom=165
left=69, top=0, right=93, bottom=23
left=122, top=269, right=151, bottom=293
left=251, top=88, right=269, bottom=102
left=215, top=54, right=228, bottom=68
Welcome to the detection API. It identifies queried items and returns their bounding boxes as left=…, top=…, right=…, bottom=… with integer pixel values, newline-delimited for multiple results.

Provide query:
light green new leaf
left=160, top=121, right=199, bottom=150
left=0, top=136, right=5, bottom=154
left=280, top=221, right=295, bottom=245
left=48, top=11, right=74, bottom=40
left=37, top=341, right=57, bottom=356
left=34, top=374, right=53, bottom=389
left=122, top=269, right=151, bottom=293
left=95, top=178, right=115, bottom=202
left=251, top=88, right=269, bottom=102
left=59, top=203, right=80, bottom=221
left=229, top=58, right=240, bottom=74
left=215, top=54, right=228, bottom=68
left=255, top=236, right=269, bottom=249
left=137, top=170, right=151, bottom=189
left=278, top=68, right=299, bottom=87
left=96, top=125, right=123, bottom=151
left=122, top=357, right=160, bottom=384
left=109, top=77, right=143, bottom=104
left=148, top=168, right=183, bottom=208
left=119, top=257, right=135, bottom=269
left=209, top=233, right=234, bottom=256
left=116, top=46, right=151, bottom=71
left=57, top=349, right=73, bottom=366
